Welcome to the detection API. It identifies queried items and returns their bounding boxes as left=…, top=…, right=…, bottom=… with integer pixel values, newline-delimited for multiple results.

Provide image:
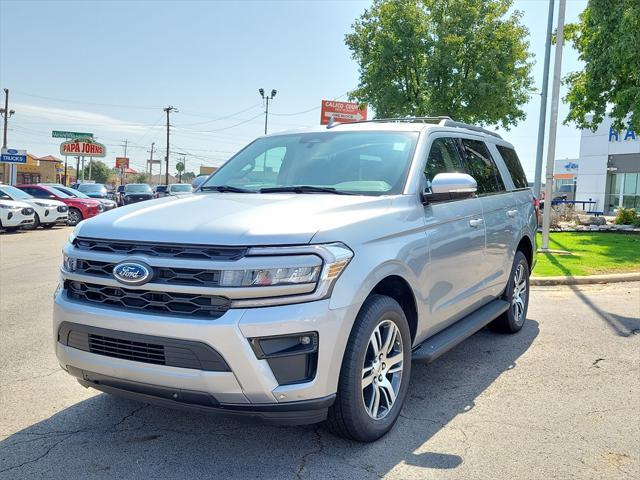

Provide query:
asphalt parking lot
left=1, top=227, right=639, bottom=480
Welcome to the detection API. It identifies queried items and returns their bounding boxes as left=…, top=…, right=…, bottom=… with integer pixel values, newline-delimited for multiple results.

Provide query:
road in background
left=1, top=228, right=639, bottom=479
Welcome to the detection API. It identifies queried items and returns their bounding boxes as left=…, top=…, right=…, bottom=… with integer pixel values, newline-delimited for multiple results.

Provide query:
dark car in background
left=72, top=183, right=111, bottom=200
left=123, top=183, right=153, bottom=205
left=153, top=185, right=168, bottom=198
left=116, top=185, right=126, bottom=206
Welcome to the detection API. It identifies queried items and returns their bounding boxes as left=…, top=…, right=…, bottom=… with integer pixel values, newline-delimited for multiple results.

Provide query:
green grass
left=533, top=232, right=640, bottom=277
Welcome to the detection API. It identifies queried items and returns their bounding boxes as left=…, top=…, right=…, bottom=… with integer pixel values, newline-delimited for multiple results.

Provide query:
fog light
left=299, top=335, right=311, bottom=345
left=248, top=332, right=318, bottom=385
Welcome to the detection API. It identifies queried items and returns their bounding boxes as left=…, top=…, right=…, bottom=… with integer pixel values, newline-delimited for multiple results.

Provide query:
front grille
left=57, top=205, right=68, bottom=212
left=74, top=237, right=247, bottom=261
left=65, top=280, right=231, bottom=318
left=89, top=333, right=165, bottom=365
left=76, top=259, right=222, bottom=287
left=21, top=207, right=34, bottom=215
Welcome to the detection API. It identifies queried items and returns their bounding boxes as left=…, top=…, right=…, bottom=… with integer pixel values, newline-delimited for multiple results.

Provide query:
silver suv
left=55, top=117, right=536, bottom=442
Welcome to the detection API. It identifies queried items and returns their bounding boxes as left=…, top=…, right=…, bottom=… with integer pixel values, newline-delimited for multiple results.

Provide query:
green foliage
left=614, top=207, right=638, bottom=225
left=563, top=0, right=640, bottom=132
left=344, top=0, right=534, bottom=128
left=80, top=160, right=112, bottom=184
left=181, top=171, right=196, bottom=181
left=133, top=173, right=149, bottom=184
left=175, top=161, right=185, bottom=173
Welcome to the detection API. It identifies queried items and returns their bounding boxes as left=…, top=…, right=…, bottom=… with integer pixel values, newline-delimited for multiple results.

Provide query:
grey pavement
left=1, top=227, right=639, bottom=479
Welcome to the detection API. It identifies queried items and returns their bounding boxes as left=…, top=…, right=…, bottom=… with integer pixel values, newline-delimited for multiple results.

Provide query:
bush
left=614, top=207, right=638, bottom=225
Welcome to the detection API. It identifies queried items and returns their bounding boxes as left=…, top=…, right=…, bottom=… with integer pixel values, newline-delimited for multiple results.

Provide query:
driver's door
left=422, top=136, right=487, bottom=336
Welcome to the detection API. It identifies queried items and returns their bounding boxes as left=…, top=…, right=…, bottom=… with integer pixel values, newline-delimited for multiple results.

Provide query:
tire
left=32, top=213, right=41, bottom=229
left=489, top=250, right=530, bottom=333
left=67, top=208, right=83, bottom=226
left=326, top=294, right=412, bottom=442
left=42, top=223, right=55, bottom=229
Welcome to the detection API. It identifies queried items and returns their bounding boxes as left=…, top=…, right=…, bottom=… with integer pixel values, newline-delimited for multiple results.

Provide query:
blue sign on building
left=0, top=148, right=27, bottom=164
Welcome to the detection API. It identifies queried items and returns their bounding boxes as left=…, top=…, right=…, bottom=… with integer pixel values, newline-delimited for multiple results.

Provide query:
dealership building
left=576, top=117, right=640, bottom=213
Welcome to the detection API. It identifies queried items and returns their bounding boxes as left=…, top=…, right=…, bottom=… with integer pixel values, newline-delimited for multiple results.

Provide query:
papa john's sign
left=60, top=138, right=106, bottom=157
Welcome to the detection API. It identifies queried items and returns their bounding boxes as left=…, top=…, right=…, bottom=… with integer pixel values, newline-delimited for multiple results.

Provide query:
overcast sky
left=0, top=0, right=587, bottom=177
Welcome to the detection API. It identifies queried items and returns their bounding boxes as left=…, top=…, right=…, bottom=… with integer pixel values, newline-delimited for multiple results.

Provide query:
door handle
left=507, top=209, right=518, bottom=218
left=469, top=218, right=484, bottom=228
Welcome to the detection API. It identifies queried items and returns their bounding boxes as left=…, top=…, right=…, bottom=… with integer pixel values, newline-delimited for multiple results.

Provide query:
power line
left=175, top=103, right=263, bottom=127
left=13, top=91, right=163, bottom=110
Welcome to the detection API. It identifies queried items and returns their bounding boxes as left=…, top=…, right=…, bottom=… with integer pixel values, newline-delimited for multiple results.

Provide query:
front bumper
left=53, top=289, right=359, bottom=423
left=41, top=207, right=68, bottom=225
left=2, top=211, right=34, bottom=227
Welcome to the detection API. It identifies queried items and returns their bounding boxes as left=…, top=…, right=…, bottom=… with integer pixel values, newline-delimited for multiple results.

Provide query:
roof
left=37, top=155, right=62, bottom=162
left=124, top=167, right=138, bottom=174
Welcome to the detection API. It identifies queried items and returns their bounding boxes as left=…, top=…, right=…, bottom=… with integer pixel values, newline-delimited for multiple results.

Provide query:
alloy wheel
left=361, top=319, right=404, bottom=420
left=512, top=263, right=527, bottom=324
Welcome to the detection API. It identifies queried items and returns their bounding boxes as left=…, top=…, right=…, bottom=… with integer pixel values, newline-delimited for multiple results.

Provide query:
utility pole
left=541, top=0, right=567, bottom=251
left=148, top=142, right=155, bottom=183
left=533, top=0, right=555, bottom=199
left=1, top=88, right=16, bottom=184
left=163, top=106, right=177, bottom=185
left=258, top=88, right=277, bottom=135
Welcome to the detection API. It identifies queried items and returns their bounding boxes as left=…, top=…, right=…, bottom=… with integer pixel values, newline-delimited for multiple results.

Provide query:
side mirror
left=422, top=172, right=477, bottom=204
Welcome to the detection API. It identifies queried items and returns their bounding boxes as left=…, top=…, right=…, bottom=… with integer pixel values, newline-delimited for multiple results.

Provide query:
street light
left=258, top=88, right=277, bottom=135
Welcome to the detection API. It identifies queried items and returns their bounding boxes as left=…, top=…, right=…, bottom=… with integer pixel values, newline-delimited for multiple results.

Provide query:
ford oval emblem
left=113, top=262, right=152, bottom=286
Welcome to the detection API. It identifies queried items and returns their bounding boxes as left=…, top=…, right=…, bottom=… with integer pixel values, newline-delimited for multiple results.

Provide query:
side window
left=459, top=139, right=505, bottom=195
left=0, top=188, right=11, bottom=200
left=496, top=145, right=528, bottom=189
left=424, top=137, right=467, bottom=182
left=28, top=188, right=48, bottom=198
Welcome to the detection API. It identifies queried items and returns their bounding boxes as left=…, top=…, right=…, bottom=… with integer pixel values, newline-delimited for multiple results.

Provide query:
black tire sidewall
left=336, top=295, right=412, bottom=441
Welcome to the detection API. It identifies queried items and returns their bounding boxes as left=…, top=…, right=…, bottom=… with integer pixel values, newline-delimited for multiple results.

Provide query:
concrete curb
left=531, top=272, right=640, bottom=286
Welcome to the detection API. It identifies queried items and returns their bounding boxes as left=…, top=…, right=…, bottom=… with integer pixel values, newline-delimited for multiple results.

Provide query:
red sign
left=60, top=139, right=106, bottom=157
left=320, top=100, right=367, bottom=125
left=115, top=157, right=129, bottom=169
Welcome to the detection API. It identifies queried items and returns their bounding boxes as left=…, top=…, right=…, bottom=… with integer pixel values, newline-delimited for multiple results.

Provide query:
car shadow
left=0, top=320, right=539, bottom=479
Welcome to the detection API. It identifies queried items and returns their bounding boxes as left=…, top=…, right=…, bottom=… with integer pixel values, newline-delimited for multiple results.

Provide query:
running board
left=412, top=299, right=510, bottom=363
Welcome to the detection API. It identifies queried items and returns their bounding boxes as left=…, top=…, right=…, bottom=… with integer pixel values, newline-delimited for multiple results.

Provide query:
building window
left=607, top=173, right=640, bottom=211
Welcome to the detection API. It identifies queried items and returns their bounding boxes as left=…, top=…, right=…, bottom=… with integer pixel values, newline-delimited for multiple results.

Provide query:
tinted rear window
left=460, top=139, right=505, bottom=195
left=496, top=145, right=528, bottom=189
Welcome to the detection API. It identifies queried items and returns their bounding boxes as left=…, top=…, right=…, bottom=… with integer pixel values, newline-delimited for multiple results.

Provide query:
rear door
left=459, top=138, right=517, bottom=296
left=422, top=135, right=487, bottom=334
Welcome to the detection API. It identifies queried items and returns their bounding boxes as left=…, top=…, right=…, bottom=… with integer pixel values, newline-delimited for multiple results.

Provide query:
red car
left=17, top=184, right=103, bottom=226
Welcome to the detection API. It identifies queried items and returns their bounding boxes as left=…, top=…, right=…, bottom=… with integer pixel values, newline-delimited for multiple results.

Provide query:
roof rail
left=328, top=115, right=502, bottom=139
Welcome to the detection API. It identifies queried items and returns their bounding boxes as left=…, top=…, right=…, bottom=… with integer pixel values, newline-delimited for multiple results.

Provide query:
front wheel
left=42, top=223, right=56, bottom=229
left=489, top=250, right=530, bottom=333
left=67, top=208, right=82, bottom=226
left=326, top=295, right=411, bottom=442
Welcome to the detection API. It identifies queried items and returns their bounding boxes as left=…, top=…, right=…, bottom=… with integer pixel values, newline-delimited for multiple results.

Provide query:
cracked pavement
left=1, top=228, right=639, bottom=479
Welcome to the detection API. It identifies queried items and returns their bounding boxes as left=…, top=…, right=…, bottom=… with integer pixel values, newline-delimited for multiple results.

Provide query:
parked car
left=153, top=185, right=167, bottom=198
left=43, top=184, right=117, bottom=212
left=122, top=183, right=153, bottom=205
left=0, top=184, right=68, bottom=229
left=0, top=199, right=35, bottom=232
left=168, top=183, right=193, bottom=196
left=72, top=183, right=110, bottom=200
left=17, top=184, right=102, bottom=226
left=54, top=118, right=535, bottom=442
left=192, top=174, right=208, bottom=190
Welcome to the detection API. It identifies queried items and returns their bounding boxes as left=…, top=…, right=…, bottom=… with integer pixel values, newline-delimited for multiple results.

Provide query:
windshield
left=201, top=131, right=419, bottom=195
left=44, top=186, right=72, bottom=198
left=78, top=183, right=106, bottom=193
left=170, top=184, right=192, bottom=192
left=0, top=185, right=34, bottom=200
left=125, top=184, right=152, bottom=193
left=58, top=187, right=89, bottom=198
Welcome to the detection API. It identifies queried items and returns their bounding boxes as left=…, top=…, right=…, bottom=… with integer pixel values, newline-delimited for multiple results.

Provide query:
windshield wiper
left=200, top=185, right=253, bottom=193
left=260, top=185, right=353, bottom=195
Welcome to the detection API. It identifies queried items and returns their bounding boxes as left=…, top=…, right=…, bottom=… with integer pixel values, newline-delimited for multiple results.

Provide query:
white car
left=0, top=184, right=69, bottom=229
left=0, top=199, right=35, bottom=232
left=168, top=183, right=193, bottom=196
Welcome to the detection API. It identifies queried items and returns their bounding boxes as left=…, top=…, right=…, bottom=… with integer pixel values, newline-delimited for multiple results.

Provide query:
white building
left=576, top=117, right=640, bottom=213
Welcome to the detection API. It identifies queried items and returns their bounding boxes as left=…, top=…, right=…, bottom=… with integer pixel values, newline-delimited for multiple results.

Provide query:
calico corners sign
left=59, top=139, right=106, bottom=157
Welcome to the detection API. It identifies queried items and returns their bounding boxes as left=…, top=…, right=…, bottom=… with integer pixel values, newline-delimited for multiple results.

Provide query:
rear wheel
left=489, top=250, right=530, bottom=333
left=67, top=208, right=82, bottom=226
left=326, top=295, right=411, bottom=442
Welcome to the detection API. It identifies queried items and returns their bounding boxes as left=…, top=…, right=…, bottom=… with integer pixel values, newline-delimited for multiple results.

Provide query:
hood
left=68, top=197, right=101, bottom=206
left=0, top=199, right=32, bottom=209
left=76, top=192, right=394, bottom=245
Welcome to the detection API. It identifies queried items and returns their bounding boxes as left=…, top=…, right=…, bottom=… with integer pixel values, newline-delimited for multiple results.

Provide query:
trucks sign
left=60, top=139, right=106, bottom=157
left=320, top=100, right=367, bottom=125
left=0, top=148, right=27, bottom=164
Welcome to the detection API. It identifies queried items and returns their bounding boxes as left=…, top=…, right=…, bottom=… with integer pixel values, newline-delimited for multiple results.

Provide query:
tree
left=79, top=160, right=111, bottom=184
left=563, top=0, right=640, bottom=132
left=133, top=173, right=149, bottom=183
left=345, top=0, right=534, bottom=128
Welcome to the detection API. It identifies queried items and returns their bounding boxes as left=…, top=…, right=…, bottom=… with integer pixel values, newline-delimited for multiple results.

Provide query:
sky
left=0, top=0, right=587, bottom=179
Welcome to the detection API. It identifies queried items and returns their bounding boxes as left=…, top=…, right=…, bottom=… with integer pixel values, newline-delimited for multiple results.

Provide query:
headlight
left=0, top=204, right=19, bottom=210
left=34, top=201, right=50, bottom=207
left=230, top=243, right=353, bottom=308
